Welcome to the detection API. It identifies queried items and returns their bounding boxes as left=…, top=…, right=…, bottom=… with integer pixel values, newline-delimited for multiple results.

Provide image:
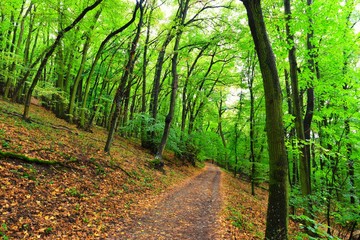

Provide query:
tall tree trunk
left=141, top=2, right=154, bottom=145
left=86, top=49, right=118, bottom=130
left=284, top=70, right=298, bottom=187
left=155, top=0, right=190, bottom=166
left=68, top=9, right=101, bottom=123
left=22, top=0, right=104, bottom=120
left=181, top=43, right=209, bottom=134
left=284, top=0, right=310, bottom=195
left=76, top=3, right=139, bottom=127
left=104, top=1, right=144, bottom=153
left=246, top=51, right=256, bottom=196
left=241, top=0, right=289, bottom=239
left=142, top=29, right=175, bottom=151
left=302, top=0, right=317, bottom=195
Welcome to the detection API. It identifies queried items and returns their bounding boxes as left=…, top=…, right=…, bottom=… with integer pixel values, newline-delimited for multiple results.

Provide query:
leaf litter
left=0, top=99, right=301, bottom=239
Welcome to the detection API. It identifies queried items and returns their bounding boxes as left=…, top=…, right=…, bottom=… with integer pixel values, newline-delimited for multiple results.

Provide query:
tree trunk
left=104, top=1, right=143, bottom=153
left=284, top=0, right=310, bottom=195
left=181, top=43, right=209, bottom=134
left=247, top=52, right=256, bottom=196
left=142, top=29, right=175, bottom=151
left=140, top=2, right=154, bottom=145
left=68, top=9, right=101, bottom=123
left=302, top=0, right=317, bottom=195
left=22, top=0, right=104, bottom=120
left=155, top=0, right=190, bottom=165
left=242, top=0, right=289, bottom=239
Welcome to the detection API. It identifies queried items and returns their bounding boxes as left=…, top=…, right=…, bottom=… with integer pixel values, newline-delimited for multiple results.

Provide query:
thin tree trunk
left=284, top=0, right=310, bottom=195
left=142, top=29, right=175, bottom=151
left=22, top=0, right=104, bottom=120
left=79, top=4, right=140, bottom=128
left=155, top=0, right=190, bottom=166
left=68, top=9, right=101, bottom=123
left=141, top=2, right=154, bottom=144
left=247, top=52, right=256, bottom=196
left=181, top=43, right=209, bottom=134
left=104, top=1, right=143, bottom=152
left=302, top=0, right=317, bottom=195
left=242, top=0, right=289, bottom=238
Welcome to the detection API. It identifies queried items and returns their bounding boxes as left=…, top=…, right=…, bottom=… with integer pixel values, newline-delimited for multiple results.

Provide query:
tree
left=104, top=1, right=144, bottom=153
left=22, top=0, right=104, bottom=120
left=284, top=0, right=310, bottom=197
left=241, top=0, right=289, bottom=239
left=154, top=0, right=190, bottom=166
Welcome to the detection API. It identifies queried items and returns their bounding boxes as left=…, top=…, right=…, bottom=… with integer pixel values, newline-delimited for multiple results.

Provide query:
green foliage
left=44, top=227, right=53, bottom=235
left=290, top=215, right=340, bottom=240
left=175, top=134, right=200, bottom=166
left=0, top=223, right=8, bottom=240
left=148, top=158, right=163, bottom=169
left=333, top=201, right=360, bottom=230
left=65, top=187, right=84, bottom=198
left=227, top=207, right=254, bottom=231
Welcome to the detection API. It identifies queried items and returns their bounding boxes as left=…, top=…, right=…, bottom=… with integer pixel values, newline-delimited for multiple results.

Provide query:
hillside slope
left=0, top=99, right=299, bottom=239
left=0, top=100, right=202, bottom=239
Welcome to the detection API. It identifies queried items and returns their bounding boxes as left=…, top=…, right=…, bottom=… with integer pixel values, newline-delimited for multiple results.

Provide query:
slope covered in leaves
left=0, top=99, right=304, bottom=240
left=0, top=99, right=201, bottom=239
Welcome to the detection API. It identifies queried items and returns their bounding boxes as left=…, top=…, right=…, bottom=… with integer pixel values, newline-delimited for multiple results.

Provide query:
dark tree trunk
left=104, top=1, right=143, bottom=153
left=302, top=0, right=317, bottom=196
left=246, top=52, right=256, bottom=196
left=142, top=29, right=175, bottom=151
left=78, top=4, right=140, bottom=128
left=284, top=0, right=310, bottom=195
left=181, top=43, right=209, bottom=134
left=241, top=0, right=289, bottom=239
left=155, top=0, right=190, bottom=165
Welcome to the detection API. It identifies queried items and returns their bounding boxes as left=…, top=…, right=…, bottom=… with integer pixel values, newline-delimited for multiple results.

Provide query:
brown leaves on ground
left=0, top=99, right=302, bottom=239
left=218, top=171, right=299, bottom=240
left=0, top=100, right=200, bottom=239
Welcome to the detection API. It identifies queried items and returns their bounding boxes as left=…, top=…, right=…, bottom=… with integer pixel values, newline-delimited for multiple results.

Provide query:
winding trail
left=115, top=163, right=222, bottom=240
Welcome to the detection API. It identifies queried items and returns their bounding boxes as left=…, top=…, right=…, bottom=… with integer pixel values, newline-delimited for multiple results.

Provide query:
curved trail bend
left=115, top=163, right=222, bottom=240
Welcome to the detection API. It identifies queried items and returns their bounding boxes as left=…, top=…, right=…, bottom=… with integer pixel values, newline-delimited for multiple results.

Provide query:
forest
left=0, top=0, right=359, bottom=239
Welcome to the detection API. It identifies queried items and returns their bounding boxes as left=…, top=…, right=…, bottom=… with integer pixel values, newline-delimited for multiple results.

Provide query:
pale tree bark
left=241, top=0, right=289, bottom=239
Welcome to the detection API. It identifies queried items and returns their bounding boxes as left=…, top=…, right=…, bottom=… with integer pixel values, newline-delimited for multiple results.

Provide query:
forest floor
left=0, top=99, right=300, bottom=239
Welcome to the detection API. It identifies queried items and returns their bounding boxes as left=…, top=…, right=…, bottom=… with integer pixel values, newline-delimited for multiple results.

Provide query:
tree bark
left=68, top=9, right=101, bottom=123
left=155, top=0, right=190, bottom=165
left=142, top=29, right=175, bottom=151
left=241, top=0, right=289, bottom=239
left=104, top=1, right=143, bottom=153
left=284, top=0, right=310, bottom=195
left=246, top=52, right=256, bottom=196
left=302, top=0, right=317, bottom=196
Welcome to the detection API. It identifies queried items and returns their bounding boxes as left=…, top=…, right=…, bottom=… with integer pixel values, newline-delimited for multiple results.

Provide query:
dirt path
left=113, top=163, right=222, bottom=240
